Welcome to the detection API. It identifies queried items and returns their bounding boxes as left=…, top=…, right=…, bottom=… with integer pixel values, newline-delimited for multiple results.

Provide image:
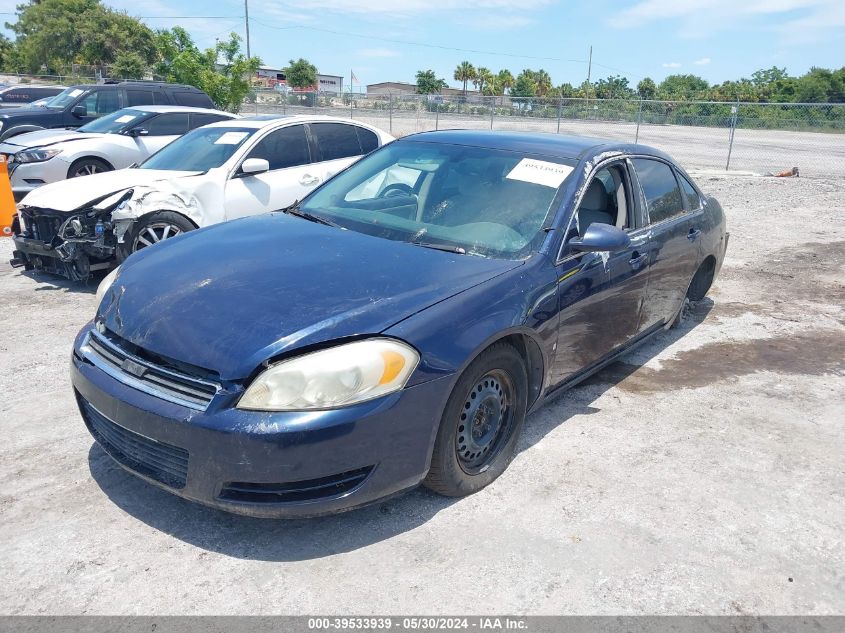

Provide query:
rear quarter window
left=173, top=91, right=214, bottom=108
left=356, top=127, right=379, bottom=153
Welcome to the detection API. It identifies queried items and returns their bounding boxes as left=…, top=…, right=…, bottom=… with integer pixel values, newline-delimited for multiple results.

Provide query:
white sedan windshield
left=140, top=127, right=256, bottom=172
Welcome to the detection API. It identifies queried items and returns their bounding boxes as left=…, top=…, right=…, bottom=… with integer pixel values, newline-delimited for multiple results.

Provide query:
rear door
left=223, top=123, right=315, bottom=221
left=630, top=158, right=703, bottom=327
left=307, top=122, right=369, bottom=181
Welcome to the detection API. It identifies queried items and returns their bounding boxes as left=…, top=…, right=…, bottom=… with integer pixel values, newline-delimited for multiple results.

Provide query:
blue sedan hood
left=99, top=214, right=521, bottom=381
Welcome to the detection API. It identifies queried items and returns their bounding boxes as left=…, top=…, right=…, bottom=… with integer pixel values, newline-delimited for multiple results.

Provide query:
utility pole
left=586, top=45, right=592, bottom=85
left=244, top=0, right=251, bottom=59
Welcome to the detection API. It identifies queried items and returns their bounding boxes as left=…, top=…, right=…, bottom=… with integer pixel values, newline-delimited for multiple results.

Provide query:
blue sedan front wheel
left=424, top=343, right=528, bottom=497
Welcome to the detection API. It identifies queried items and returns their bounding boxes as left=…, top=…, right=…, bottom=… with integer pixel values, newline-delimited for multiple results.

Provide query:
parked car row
left=7, top=107, right=728, bottom=517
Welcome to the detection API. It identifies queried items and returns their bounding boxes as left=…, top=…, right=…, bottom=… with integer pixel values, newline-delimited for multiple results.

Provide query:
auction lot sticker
left=506, top=158, right=574, bottom=189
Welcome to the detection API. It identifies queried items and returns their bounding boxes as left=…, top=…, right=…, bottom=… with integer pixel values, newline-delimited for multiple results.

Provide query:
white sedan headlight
left=15, top=148, right=62, bottom=163
left=238, top=339, right=420, bottom=411
left=95, top=266, right=121, bottom=303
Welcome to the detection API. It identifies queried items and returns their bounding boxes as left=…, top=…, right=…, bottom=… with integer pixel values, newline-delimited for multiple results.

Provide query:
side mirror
left=127, top=128, right=149, bottom=137
left=569, top=223, right=631, bottom=253
left=71, top=105, right=87, bottom=118
left=240, top=158, right=270, bottom=176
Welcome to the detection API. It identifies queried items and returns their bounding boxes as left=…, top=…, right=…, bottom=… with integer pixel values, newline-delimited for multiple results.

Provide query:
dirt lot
left=0, top=174, right=843, bottom=615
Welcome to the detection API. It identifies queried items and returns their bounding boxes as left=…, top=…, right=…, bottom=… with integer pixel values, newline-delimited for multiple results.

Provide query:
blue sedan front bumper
left=71, top=325, right=452, bottom=518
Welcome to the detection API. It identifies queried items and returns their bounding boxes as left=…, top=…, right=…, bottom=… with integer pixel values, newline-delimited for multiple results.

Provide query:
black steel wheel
left=424, top=342, right=528, bottom=497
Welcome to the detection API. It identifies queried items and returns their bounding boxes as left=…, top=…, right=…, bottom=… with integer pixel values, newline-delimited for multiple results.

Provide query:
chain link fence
left=246, top=90, right=845, bottom=178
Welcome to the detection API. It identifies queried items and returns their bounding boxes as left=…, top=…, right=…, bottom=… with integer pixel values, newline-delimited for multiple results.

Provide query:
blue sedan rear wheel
left=424, top=342, right=528, bottom=497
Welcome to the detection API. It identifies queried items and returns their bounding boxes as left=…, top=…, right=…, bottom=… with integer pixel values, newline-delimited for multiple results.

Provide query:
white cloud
left=466, top=14, right=535, bottom=30
left=607, top=0, right=844, bottom=44
left=693, top=57, right=711, bottom=65
left=356, top=48, right=401, bottom=58
left=662, top=62, right=682, bottom=68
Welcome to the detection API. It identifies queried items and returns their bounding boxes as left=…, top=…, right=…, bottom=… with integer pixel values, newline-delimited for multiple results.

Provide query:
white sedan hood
left=19, top=168, right=201, bottom=211
left=1, top=129, right=104, bottom=150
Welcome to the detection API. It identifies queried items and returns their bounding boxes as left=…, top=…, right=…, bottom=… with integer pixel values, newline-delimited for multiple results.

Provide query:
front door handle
left=300, top=174, right=321, bottom=186
left=687, top=228, right=702, bottom=241
left=629, top=251, right=648, bottom=270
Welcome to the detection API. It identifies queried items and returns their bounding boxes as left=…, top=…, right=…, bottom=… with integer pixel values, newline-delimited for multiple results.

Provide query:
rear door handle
left=629, top=251, right=648, bottom=270
left=300, top=174, right=321, bottom=186
left=688, top=228, right=702, bottom=241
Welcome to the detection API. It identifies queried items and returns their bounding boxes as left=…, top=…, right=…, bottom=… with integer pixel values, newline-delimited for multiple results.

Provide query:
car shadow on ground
left=87, top=299, right=713, bottom=562
left=23, top=270, right=102, bottom=294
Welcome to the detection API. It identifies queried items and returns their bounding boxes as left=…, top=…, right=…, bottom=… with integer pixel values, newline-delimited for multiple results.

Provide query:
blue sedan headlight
left=238, top=339, right=420, bottom=411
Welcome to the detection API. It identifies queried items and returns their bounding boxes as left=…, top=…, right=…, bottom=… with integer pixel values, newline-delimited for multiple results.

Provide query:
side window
left=631, top=158, right=684, bottom=224
left=356, top=127, right=379, bottom=153
left=310, top=123, right=362, bottom=161
left=246, top=124, right=310, bottom=171
left=190, top=113, right=228, bottom=129
left=678, top=173, right=702, bottom=211
left=81, top=89, right=122, bottom=116
left=126, top=90, right=154, bottom=106
left=143, top=113, right=190, bottom=136
left=570, top=163, right=632, bottom=238
left=173, top=91, right=212, bottom=107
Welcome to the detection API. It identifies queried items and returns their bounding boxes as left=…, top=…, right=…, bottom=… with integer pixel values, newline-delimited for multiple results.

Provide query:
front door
left=550, top=161, right=650, bottom=385
left=223, top=123, right=318, bottom=221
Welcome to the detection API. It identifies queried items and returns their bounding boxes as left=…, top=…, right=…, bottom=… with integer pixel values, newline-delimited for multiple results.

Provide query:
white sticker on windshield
left=506, top=158, right=574, bottom=189
left=115, top=115, right=136, bottom=123
left=214, top=131, right=249, bottom=145
left=69, top=89, right=84, bottom=98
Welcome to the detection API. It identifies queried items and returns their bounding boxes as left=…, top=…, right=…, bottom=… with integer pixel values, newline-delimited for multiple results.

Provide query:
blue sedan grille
left=79, top=395, right=189, bottom=489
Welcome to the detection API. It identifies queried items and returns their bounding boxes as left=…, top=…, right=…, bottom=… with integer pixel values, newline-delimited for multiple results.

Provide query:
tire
left=687, top=257, right=715, bottom=301
left=67, top=157, right=112, bottom=179
left=116, top=211, right=195, bottom=262
left=424, top=342, right=528, bottom=497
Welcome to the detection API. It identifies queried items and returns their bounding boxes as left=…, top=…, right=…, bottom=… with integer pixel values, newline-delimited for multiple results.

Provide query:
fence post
left=725, top=100, right=739, bottom=171
left=635, top=97, right=642, bottom=144
left=490, top=97, right=494, bottom=130
left=350, top=90, right=353, bottom=119
left=435, top=102, right=439, bottom=131
left=389, top=91, right=393, bottom=135
left=556, top=97, right=563, bottom=134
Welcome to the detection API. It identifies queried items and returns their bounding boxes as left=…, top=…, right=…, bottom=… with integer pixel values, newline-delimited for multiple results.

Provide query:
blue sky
left=2, top=0, right=843, bottom=89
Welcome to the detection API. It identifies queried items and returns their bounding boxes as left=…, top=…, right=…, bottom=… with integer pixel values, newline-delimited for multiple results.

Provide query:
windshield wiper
left=281, top=201, right=340, bottom=228
left=411, top=241, right=466, bottom=255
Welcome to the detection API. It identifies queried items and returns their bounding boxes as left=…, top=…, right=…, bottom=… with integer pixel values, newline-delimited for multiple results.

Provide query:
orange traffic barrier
left=0, top=155, right=16, bottom=237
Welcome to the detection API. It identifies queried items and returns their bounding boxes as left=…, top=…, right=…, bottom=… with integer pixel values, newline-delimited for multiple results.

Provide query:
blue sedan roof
left=401, top=129, right=669, bottom=162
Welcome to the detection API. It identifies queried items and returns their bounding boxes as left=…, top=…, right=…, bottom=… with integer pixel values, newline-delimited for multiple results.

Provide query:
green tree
left=473, top=67, right=494, bottom=94
left=534, top=69, right=552, bottom=97
left=155, top=29, right=260, bottom=112
left=454, top=61, right=476, bottom=95
left=497, top=69, right=514, bottom=94
left=285, top=57, right=318, bottom=89
left=594, top=75, right=632, bottom=99
left=8, top=0, right=156, bottom=74
left=111, top=51, right=146, bottom=79
left=637, top=77, right=657, bottom=99
left=510, top=69, right=537, bottom=98
left=658, top=74, right=709, bottom=100
left=415, top=69, right=447, bottom=94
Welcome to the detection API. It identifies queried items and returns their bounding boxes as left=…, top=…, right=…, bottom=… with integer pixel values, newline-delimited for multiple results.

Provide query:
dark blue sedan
left=72, top=130, right=728, bottom=517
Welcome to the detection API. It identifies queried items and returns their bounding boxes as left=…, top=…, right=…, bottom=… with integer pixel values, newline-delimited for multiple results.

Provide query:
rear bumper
left=71, top=326, right=452, bottom=518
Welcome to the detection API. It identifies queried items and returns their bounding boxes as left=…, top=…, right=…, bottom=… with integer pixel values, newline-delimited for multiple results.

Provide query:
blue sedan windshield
left=300, top=140, right=576, bottom=259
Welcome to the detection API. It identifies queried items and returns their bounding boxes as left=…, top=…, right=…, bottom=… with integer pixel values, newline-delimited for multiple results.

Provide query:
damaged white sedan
left=9, top=115, right=393, bottom=280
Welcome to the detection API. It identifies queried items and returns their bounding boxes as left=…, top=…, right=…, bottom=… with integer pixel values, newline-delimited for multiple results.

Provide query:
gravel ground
left=0, top=173, right=843, bottom=615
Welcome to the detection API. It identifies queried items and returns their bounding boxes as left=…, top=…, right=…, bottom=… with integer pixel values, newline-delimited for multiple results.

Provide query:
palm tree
left=534, top=69, right=552, bottom=98
left=496, top=69, right=514, bottom=95
left=474, top=67, right=494, bottom=94
left=454, top=61, right=476, bottom=96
